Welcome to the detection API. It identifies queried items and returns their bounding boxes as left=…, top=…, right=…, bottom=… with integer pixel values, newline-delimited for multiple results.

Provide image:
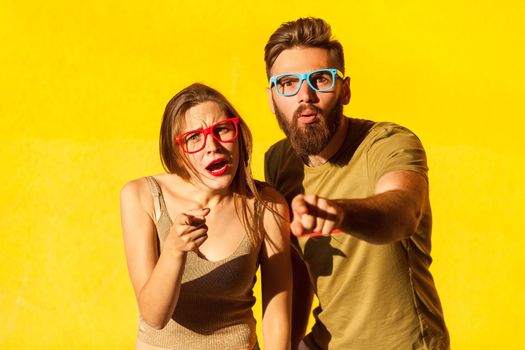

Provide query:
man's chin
left=274, top=99, right=343, bottom=156
left=289, top=131, right=329, bottom=156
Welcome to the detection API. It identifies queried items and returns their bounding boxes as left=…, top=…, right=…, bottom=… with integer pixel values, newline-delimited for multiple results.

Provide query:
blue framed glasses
left=269, top=68, right=344, bottom=97
left=176, top=118, right=239, bottom=154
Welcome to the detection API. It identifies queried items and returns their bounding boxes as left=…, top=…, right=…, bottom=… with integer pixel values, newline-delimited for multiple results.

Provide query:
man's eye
left=279, top=78, right=298, bottom=87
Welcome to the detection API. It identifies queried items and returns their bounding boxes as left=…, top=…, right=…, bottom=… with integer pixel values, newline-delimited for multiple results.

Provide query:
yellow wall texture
left=1, top=0, right=524, bottom=348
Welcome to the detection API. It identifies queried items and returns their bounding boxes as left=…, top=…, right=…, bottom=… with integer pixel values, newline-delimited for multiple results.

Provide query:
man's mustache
left=293, top=104, right=322, bottom=121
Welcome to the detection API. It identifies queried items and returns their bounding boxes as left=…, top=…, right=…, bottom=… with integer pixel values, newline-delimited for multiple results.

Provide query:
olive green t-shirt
left=264, top=118, right=449, bottom=349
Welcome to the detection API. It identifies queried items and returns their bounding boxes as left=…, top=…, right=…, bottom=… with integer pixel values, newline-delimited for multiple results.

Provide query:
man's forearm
left=336, top=189, right=424, bottom=244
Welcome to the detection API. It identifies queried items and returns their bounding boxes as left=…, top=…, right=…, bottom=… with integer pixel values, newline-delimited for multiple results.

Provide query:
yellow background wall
left=1, top=1, right=524, bottom=348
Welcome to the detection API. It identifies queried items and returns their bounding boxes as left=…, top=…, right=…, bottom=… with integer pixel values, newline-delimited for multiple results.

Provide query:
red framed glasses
left=176, top=117, right=240, bottom=154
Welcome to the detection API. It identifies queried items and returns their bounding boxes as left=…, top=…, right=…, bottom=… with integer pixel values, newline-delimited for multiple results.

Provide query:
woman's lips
left=205, top=158, right=229, bottom=176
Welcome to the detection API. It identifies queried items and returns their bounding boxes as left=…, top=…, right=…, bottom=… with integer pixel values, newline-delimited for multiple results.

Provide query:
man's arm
left=290, top=170, right=427, bottom=244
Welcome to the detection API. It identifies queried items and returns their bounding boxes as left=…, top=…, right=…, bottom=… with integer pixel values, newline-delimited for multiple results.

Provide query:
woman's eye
left=185, top=133, right=201, bottom=143
left=214, top=124, right=233, bottom=135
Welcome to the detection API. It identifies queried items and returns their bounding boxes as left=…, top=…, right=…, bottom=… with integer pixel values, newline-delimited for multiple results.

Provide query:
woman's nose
left=204, top=134, right=221, bottom=153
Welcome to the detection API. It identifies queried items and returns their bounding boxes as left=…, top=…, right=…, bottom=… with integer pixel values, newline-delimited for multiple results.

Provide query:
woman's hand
left=165, top=208, right=210, bottom=258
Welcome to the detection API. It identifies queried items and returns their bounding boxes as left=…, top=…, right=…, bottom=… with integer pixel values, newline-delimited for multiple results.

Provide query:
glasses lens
left=308, top=70, right=335, bottom=91
left=179, top=119, right=238, bottom=153
left=276, top=75, right=300, bottom=96
left=212, top=119, right=237, bottom=142
left=182, top=131, right=204, bottom=153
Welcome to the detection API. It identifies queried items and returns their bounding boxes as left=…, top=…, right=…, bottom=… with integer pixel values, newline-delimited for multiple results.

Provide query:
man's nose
left=296, top=78, right=317, bottom=103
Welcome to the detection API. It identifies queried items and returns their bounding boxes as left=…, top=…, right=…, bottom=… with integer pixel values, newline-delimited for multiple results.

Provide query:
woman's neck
left=181, top=179, right=234, bottom=210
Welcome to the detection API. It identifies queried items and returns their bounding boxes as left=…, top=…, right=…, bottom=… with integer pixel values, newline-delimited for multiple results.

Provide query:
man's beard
left=274, top=97, right=343, bottom=158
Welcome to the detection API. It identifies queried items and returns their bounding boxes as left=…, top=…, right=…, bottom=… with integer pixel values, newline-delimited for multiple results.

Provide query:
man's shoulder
left=265, top=138, right=294, bottom=160
left=353, top=119, right=421, bottom=149
left=367, top=121, right=418, bottom=139
left=343, top=119, right=426, bottom=166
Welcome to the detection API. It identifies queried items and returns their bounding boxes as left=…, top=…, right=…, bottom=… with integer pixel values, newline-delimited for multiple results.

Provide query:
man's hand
left=290, top=194, right=344, bottom=237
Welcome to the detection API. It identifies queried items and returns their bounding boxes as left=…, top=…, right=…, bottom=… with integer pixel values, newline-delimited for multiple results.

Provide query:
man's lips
left=205, top=158, right=229, bottom=176
left=298, top=109, right=318, bottom=124
left=295, top=105, right=320, bottom=124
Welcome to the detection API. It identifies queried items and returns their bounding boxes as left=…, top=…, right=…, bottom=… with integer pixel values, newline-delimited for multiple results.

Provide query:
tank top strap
left=253, top=199, right=265, bottom=249
left=145, top=176, right=169, bottom=222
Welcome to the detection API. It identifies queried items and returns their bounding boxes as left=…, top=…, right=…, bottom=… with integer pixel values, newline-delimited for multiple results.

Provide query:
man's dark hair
left=264, top=17, right=345, bottom=78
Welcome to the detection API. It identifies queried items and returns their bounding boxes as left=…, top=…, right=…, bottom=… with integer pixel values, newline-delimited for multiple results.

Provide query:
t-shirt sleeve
left=264, top=147, right=277, bottom=187
left=366, top=123, right=429, bottom=186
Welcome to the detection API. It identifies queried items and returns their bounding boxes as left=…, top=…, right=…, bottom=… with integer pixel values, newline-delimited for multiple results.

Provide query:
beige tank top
left=137, top=176, right=261, bottom=349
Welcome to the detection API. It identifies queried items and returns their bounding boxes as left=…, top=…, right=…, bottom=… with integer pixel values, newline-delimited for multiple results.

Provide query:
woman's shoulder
left=256, top=183, right=289, bottom=221
left=258, top=183, right=287, bottom=206
left=256, top=184, right=290, bottom=243
left=120, top=175, right=166, bottom=208
left=121, top=173, right=171, bottom=191
left=121, top=176, right=149, bottom=197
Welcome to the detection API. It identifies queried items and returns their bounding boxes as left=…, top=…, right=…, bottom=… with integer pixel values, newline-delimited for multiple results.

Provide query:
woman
left=120, top=83, right=292, bottom=350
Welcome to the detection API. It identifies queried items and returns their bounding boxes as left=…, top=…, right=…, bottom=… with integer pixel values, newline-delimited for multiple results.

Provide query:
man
left=263, top=17, right=450, bottom=349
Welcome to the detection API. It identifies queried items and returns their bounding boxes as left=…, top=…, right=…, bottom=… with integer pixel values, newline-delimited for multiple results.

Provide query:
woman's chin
left=197, top=173, right=234, bottom=192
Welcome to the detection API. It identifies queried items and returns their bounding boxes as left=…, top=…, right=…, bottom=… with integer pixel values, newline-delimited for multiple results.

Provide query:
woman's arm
left=259, top=187, right=292, bottom=350
left=120, top=178, right=209, bottom=329
left=289, top=247, right=314, bottom=350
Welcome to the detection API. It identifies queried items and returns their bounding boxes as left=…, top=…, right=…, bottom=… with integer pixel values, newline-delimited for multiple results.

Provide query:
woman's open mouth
left=205, top=158, right=229, bottom=176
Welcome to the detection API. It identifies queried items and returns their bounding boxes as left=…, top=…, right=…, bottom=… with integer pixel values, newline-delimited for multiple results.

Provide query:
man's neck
left=305, top=116, right=349, bottom=167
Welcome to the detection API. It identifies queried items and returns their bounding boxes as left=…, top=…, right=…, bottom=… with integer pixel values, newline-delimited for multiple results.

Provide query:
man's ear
left=343, top=76, right=351, bottom=105
left=267, top=88, right=276, bottom=114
